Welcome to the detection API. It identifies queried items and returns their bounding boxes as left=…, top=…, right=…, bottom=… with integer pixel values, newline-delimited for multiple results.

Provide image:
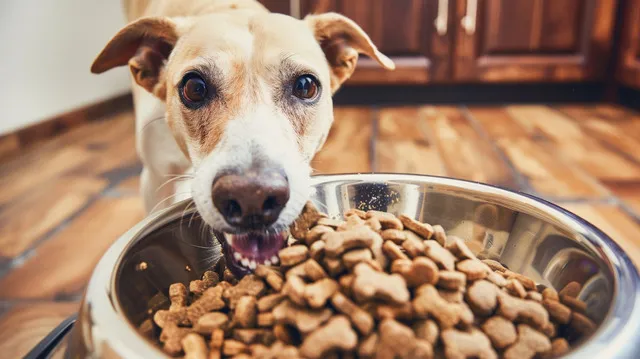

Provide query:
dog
left=91, top=0, right=394, bottom=277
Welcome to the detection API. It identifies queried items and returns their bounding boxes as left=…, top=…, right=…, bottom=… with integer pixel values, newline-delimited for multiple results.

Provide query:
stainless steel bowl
left=64, top=174, right=640, bottom=358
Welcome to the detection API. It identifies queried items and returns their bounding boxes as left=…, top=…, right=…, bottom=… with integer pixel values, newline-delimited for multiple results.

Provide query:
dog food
left=149, top=202, right=596, bottom=358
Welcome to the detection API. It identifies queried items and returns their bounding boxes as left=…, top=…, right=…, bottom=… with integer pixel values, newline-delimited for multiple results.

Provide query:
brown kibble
left=182, top=333, right=208, bottom=359
left=224, top=268, right=238, bottom=285
left=542, top=322, right=557, bottom=338
left=194, top=313, right=229, bottom=334
left=542, top=287, right=559, bottom=301
left=398, top=214, right=434, bottom=239
left=439, top=288, right=464, bottom=303
left=559, top=281, right=582, bottom=298
left=299, top=315, right=358, bottom=359
left=378, top=319, right=434, bottom=359
left=188, top=285, right=226, bottom=323
left=257, top=293, right=285, bottom=312
left=305, top=225, right=334, bottom=245
left=233, top=329, right=275, bottom=345
left=560, top=295, right=587, bottom=314
left=437, top=270, right=466, bottom=290
left=391, top=257, right=439, bottom=287
left=526, top=291, right=543, bottom=302
left=352, top=262, right=410, bottom=304
left=424, top=240, right=456, bottom=271
left=441, top=328, right=497, bottom=359
left=304, top=278, right=339, bottom=308
left=402, top=234, right=426, bottom=257
left=503, top=324, right=551, bottom=359
left=345, top=208, right=367, bottom=219
left=467, top=280, right=499, bottom=316
left=309, top=240, right=325, bottom=262
left=382, top=240, right=409, bottom=260
left=222, top=340, right=248, bottom=356
left=278, top=245, right=309, bottom=267
left=446, top=236, right=477, bottom=260
left=338, top=214, right=366, bottom=231
left=543, top=299, right=572, bottom=325
left=413, top=284, right=474, bottom=329
left=487, top=271, right=507, bottom=287
left=282, top=275, right=306, bottom=306
left=324, top=225, right=380, bottom=257
left=160, top=324, right=193, bottom=355
left=413, top=319, right=439, bottom=345
left=482, top=316, right=517, bottom=349
left=506, top=279, right=527, bottom=298
left=190, top=271, right=219, bottom=297
left=257, top=312, right=275, bottom=327
left=545, top=338, right=570, bottom=358
left=169, top=283, right=188, bottom=311
left=342, top=248, right=373, bottom=269
left=504, top=271, right=537, bottom=291
left=366, top=210, right=403, bottom=230
left=273, top=300, right=332, bottom=334
left=381, top=229, right=407, bottom=244
left=482, top=259, right=507, bottom=272
left=322, top=256, right=346, bottom=276
left=273, top=324, right=298, bottom=345
left=569, top=312, right=596, bottom=337
left=373, top=302, right=415, bottom=321
left=290, top=201, right=326, bottom=240
left=339, top=273, right=355, bottom=296
left=431, top=224, right=447, bottom=246
left=210, top=328, right=225, bottom=349
left=317, top=217, right=345, bottom=228
left=235, top=296, right=257, bottom=328
left=497, top=292, right=549, bottom=330
left=223, top=275, right=266, bottom=309
left=285, top=259, right=328, bottom=281
left=154, top=308, right=189, bottom=328
left=358, top=333, right=378, bottom=358
left=254, top=265, right=284, bottom=292
left=365, top=216, right=382, bottom=231
left=457, top=259, right=491, bottom=281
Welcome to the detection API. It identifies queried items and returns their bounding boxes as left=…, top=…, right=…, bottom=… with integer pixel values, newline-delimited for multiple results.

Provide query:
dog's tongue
left=230, top=233, right=286, bottom=259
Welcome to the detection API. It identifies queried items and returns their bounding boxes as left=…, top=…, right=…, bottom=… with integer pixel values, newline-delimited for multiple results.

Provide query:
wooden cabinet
left=453, top=0, right=617, bottom=82
left=299, top=0, right=451, bottom=84
left=617, top=0, right=640, bottom=89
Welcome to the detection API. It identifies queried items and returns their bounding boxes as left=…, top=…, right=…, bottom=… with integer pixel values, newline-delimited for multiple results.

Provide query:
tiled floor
left=2, top=103, right=640, bottom=357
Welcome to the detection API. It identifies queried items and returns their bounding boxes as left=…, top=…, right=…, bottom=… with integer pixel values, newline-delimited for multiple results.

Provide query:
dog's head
left=92, top=10, right=394, bottom=276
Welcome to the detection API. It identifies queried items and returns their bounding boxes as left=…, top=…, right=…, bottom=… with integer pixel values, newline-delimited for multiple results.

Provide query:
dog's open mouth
left=219, top=231, right=288, bottom=277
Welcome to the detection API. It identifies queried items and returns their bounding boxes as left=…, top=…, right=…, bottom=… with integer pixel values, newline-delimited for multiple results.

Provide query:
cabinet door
left=300, top=0, right=451, bottom=84
left=258, top=0, right=291, bottom=14
left=617, top=0, right=640, bottom=89
left=454, top=0, right=617, bottom=82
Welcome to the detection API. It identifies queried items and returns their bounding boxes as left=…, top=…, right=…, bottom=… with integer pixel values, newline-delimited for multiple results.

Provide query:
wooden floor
left=2, top=104, right=640, bottom=357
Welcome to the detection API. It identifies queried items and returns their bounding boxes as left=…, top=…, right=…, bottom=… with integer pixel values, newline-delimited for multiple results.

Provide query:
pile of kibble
left=146, top=202, right=596, bottom=359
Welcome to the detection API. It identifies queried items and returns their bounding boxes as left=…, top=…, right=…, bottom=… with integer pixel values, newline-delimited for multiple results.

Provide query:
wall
left=0, top=0, right=133, bottom=135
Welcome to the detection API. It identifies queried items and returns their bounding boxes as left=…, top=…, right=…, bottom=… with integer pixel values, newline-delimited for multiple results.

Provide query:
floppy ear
left=91, top=17, right=188, bottom=99
left=304, top=12, right=395, bottom=93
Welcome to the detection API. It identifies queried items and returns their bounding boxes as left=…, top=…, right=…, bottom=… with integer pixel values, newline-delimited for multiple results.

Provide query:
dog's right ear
left=91, top=17, right=189, bottom=98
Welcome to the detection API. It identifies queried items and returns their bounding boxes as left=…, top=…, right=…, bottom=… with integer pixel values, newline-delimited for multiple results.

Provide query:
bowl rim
left=78, top=173, right=640, bottom=359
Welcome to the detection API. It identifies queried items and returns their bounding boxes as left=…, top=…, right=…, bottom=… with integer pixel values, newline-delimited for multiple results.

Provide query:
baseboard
left=0, top=93, right=133, bottom=162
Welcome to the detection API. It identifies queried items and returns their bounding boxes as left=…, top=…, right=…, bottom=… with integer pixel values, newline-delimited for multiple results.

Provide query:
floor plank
left=608, top=183, right=640, bottom=217
left=312, top=107, right=373, bottom=174
left=375, top=107, right=447, bottom=175
left=0, top=302, right=78, bottom=359
left=0, top=196, right=144, bottom=300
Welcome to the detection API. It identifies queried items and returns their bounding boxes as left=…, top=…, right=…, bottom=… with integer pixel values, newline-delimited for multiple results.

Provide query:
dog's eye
left=292, top=75, right=319, bottom=101
left=180, top=72, right=208, bottom=108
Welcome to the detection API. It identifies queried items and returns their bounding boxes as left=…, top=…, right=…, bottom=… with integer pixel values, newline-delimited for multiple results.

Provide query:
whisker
left=149, top=192, right=191, bottom=214
left=156, top=175, right=192, bottom=193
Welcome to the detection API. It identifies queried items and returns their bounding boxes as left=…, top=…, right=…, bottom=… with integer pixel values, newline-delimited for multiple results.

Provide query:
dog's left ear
left=305, top=12, right=395, bottom=93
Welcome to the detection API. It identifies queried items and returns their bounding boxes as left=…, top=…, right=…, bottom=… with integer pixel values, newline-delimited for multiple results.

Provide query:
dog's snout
left=212, top=169, right=290, bottom=229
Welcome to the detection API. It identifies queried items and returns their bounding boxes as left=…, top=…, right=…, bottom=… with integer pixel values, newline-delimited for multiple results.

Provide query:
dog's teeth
left=224, top=233, right=234, bottom=245
left=233, top=252, right=242, bottom=260
left=249, top=260, right=257, bottom=270
left=241, top=258, right=249, bottom=267
left=271, top=256, right=279, bottom=264
left=264, top=260, right=272, bottom=267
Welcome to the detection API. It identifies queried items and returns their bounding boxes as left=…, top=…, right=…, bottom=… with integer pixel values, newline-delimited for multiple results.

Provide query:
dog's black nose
left=211, top=169, right=290, bottom=229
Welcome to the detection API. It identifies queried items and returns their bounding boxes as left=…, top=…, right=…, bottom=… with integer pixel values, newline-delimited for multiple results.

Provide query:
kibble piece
left=382, top=240, right=409, bottom=261
left=339, top=274, right=355, bottom=296
left=366, top=210, right=403, bottom=230
left=482, top=259, right=507, bottom=272
left=160, top=324, right=193, bottom=355
left=526, top=291, right=543, bottom=302
left=398, top=214, right=434, bottom=239
left=254, top=265, right=284, bottom=292
left=424, top=240, right=456, bottom=271
left=338, top=214, right=366, bottom=231
left=352, top=262, right=410, bottom=304
left=438, top=288, right=464, bottom=303
left=504, top=271, right=537, bottom=291
left=402, top=235, right=426, bottom=258
left=224, top=268, right=239, bottom=285
left=437, top=270, right=466, bottom=290
left=299, top=316, right=358, bottom=359
left=413, top=284, right=474, bottom=329
left=235, top=296, right=257, bottom=328
left=323, top=257, right=346, bottom=276
left=324, top=225, right=379, bottom=257
left=559, top=281, right=582, bottom=298
left=547, top=338, right=570, bottom=358
left=273, top=324, right=297, bottom=345
left=481, top=316, right=517, bottom=349
left=331, top=292, right=374, bottom=335
left=211, top=328, right=225, bottom=349
left=569, top=312, right=596, bottom=337
left=441, top=328, right=497, bottom=359
left=272, top=300, right=332, bottom=334
left=446, top=236, right=477, bottom=260
left=365, top=216, right=382, bottom=231
left=182, top=333, right=208, bottom=359
left=391, top=257, right=439, bottom=288
left=487, top=271, right=507, bottom=287
left=345, top=208, right=367, bottom=219
left=317, top=217, right=346, bottom=228
left=309, top=240, right=325, bottom=262
left=467, top=280, right=499, bottom=316
left=223, top=340, right=248, bottom=357
left=223, top=275, right=266, bottom=309
left=194, top=313, right=229, bottom=334
left=154, top=308, right=189, bottom=328
left=373, top=302, right=414, bottom=321
left=289, top=201, right=326, bottom=240
left=278, top=245, right=309, bottom=267
left=233, top=329, right=275, bottom=346
left=503, top=324, right=552, bottom=359
left=304, top=278, right=339, bottom=308
left=187, top=285, right=227, bottom=323
left=382, top=229, right=407, bottom=244
left=497, top=292, right=549, bottom=330
left=304, top=259, right=329, bottom=281
left=305, top=225, right=334, bottom=246
left=282, top=275, right=306, bottom=306
left=358, top=333, right=378, bottom=358
left=542, top=287, right=559, bottom=301
left=257, top=312, right=275, bottom=327
left=560, top=295, right=587, bottom=314
left=542, top=299, right=571, bottom=325
left=257, top=293, right=285, bottom=312
left=457, top=259, right=491, bottom=281
left=169, top=283, right=188, bottom=311
left=431, top=224, right=447, bottom=246
left=190, top=271, right=219, bottom=297
left=378, top=319, right=434, bottom=359
left=506, top=279, right=527, bottom=298
left=413, top=319, right=439, bottom=345
left=342, top=248, right=373, bottom=269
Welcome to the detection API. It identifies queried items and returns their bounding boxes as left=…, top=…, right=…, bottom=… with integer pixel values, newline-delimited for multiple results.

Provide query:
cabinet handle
left=461, top=0, right=478, bottom=35
left=434, top=0, right=449, bottom=36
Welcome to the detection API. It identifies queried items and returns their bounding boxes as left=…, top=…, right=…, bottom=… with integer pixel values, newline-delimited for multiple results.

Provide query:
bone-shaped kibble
left=432, top=224, right=447, bottom=246
left=441, top=328, right=497, bottom=359
left=160, top=323, right=193, bottom=355
left=497, top=292, right=549, bottom=330
left=481, top=316, right=517, bottom=349
left=272, top=299, right=332, bottom=334
left=299, top=315, right=358, bottom=359
left=542, top=299, right=571, bottom=324
left=487, top=271, right=507, bottom=287
left=373, top=302, right=415, bottom=321
left=377, top=318, right=434, bottom=359
left=526, top=291, right=542, bottom=303
left=305, top=224, right=334, bottom=246
left=345, top=208, right=367, bottom=219
left=413, top=284, right=474, bottom=329
left=503, top=324, right=551, bottom=359
left=352, top=262, right=410, bottom=304
left=330, top=292, right=374, bottom=335
left=337, top=214, right=366, bottom=231
left=413, top=319, right=439, bottom=345
left=286, top=259, right=327, bottom=281
left=559, top=281, right=582, bottom=298
left=182, top=332, right=208, bottom=359
left=382, top=240, right=409, bottom=261
left=233, top=329, right=275, bottom=345
left=278, top=245, right=309, bottom=267
left=222, top=339, right=249, bottom=357
left=223, top=275, right=266, bottom=309
left=252, top=341, right=300, bottom=358
left=194, top=312, right=229, bottom=334
left=505, top=278, right=527, bottom=298
left=568, top=312, right=596, bottom=338
left=304, top=278, right=339, bottom=308
left=503, top=270, right=536, bottom=291
left=317, top=217, right=345, bottom=228
left=324, top=225, right=380, bottom=257
left=256, top=293, right=285, bottom=312
left=365, top=216, right=382, bottom=232
left=309, top=240, right=325, bottom=262
left=560, top=295, right=587, bottom=314
left=358, top=333, right=378, bottom=358
left=542, top=287, right=559, bottom=301
left=187, top=285, right=226, bottom=323
left=457, top=259, right=491, bottom=281
left=235, top=296, right=257, bottom=328
left=546, top=338, right=570, bottom=358
left=482, top=259, right=507, bottom=272
left=381, top=229, right=407, bottom=244
left=446, top=236, right=476, bottom=260
left=154, top=308, right=189, bottom=328
left=398, top=214, right=434, bottom=239
left=467, top=280, right=499, bottom=316
left=391, top=257, right=439, bottom=288
left=424, top=240, right=456, bottom=271
left=289, top=201, right=327, bottom=240
left=342, top=248, right=373, bottom=269
left=402, top=234, right=426, bottom=258
left=169, top=283, right=188, bottom=311
left=323, top=256, right=346, bottom=276
left=282, top=274, right=306, bottom=306
left=189, top=271, right=219, bottom=297
left=437, top=270, right=467, bottom=290
left=366, top=210, right=403, bottom=230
